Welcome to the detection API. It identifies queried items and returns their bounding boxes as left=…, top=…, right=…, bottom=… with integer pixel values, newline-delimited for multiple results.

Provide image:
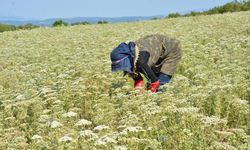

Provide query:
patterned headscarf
left=110, top=42, right=139, bottom=76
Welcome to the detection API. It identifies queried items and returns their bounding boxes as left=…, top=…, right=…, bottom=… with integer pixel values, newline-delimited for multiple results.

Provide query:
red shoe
left=148, top=80, right=160, bottom=93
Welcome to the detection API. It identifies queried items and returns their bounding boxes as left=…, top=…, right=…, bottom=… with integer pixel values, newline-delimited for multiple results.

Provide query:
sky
left=0, top=0, right=234, bottom=20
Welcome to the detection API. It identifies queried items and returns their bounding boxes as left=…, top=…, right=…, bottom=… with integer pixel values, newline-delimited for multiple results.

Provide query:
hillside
left=0, top=11, right=249, bottom=149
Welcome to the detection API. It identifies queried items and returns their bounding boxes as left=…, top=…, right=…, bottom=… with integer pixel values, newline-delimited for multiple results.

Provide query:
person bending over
left=110, top=34, right=182, bottom=93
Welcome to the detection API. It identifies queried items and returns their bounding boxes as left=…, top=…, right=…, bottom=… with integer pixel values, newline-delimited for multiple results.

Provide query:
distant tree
left=52, top=20, right=68, bottom=27
left=97, top=20, right=108, bottom=24
left=151, top=17, right=159, bottom=20
left=242, top=1, right=250, bottom=11
left=167, top=13, right=181, bottom=18
left=71, top=21, right=91, bottom=26
left=185, top=11, right=201, bottom=17
left=0, top=24, right=16, bottom=32
left=17, top=24, right=39, bottom=30
left=205, top=7, right=220, bottom=15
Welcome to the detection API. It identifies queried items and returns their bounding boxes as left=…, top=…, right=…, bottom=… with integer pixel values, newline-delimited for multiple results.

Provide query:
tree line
left=0, top=24, right=40, bottom=32
left=52, top=20, right=108, bottom=27
left=166, top=0, right=250, bottom=18
left=0, top=20, right=108, bottom=32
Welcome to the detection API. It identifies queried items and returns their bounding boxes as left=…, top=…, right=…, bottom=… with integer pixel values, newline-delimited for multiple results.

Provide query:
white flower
left=93, top=125, right=109, bottom=132
left=201, top=116, right=227, bottom=126
left=95, top=136, right=117, bottom=146
left=123, top=126, right=143, bottom=133
left=237, top=99, right=248, bottom=105
left=62, top=111, right=77, bottom=118
left=42, top=109, right=51, bottom=114
left=227, top=128, right=246, bottom=135
left=16, top=95, right=25, bottom=100
left=214, top=130, right=234, bottom=136
left=79, top=130, right=98, bottom=139
left=51, top=120, right=62, bottom=128
left=160, top=116, right=168, bottom=122
left=232, top=99, right=250, bottom=114
left=95, top=139, right=106, bottom=146
left=53, top=100, right=62, bottom=104
left=31, top=134, right=42, bottom=140
left=182, top=129, right=194, bottom=136
left=79, top=130, right=93, bottom=136
left=38, top=87, right=55, bottom=96
left=4, top=117, right=16, bottom=121
left=211, top=142, right=236, bottom=150
left=75, top=119, right=92, bottom=126
left=170, top=106, right=200, bottom=114
left=140, top=102, right=161, bottom=117
left=60, top=135, right=73, bottom=142
left=119, top=130, right=128, bottom=136
left=147, top=127, right=153, bottom=131
left=57, top=73, right=69, bottom=79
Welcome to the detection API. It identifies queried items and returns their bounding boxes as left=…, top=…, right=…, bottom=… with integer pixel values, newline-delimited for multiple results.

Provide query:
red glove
left=134, top=79, right=144, bottom=89
left=148, top=80, right=160, bottom=93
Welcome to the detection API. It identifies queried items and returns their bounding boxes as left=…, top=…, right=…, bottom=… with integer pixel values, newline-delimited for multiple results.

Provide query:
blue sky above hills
left=1, top=0, right=233, bottom=19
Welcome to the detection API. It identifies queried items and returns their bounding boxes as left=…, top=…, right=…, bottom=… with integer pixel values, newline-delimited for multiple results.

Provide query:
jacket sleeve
left=137, top=51, right=158, bottom=83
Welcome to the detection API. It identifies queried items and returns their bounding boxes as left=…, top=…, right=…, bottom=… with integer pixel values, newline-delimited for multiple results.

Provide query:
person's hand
left=148, top=80, right=160, bottom=93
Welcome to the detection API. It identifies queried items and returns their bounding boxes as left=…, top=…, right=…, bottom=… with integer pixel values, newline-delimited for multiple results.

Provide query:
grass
left=0, top=11, right=250, bottom=149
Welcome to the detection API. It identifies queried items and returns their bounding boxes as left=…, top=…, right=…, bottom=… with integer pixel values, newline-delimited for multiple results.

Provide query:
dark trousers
left=157, top=72, right=172, bottom=85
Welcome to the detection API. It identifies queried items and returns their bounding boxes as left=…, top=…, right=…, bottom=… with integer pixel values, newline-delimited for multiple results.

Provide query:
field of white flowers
left=0, top=11, right=249, bottom=149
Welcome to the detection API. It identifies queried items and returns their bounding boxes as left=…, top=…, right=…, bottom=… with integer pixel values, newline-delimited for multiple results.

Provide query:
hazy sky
left=1, top=0, right=233, bottom=19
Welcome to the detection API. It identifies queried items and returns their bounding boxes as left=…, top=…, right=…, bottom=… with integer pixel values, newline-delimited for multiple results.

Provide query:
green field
left=0, top=11, right=249, bottom=149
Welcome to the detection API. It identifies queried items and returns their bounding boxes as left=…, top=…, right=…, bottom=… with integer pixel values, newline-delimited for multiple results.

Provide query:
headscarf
left=110, top=42, right=139, bottom=76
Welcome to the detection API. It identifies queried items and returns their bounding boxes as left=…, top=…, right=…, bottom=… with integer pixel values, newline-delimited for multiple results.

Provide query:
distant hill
left=0, top=16, right=164, bottom=26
